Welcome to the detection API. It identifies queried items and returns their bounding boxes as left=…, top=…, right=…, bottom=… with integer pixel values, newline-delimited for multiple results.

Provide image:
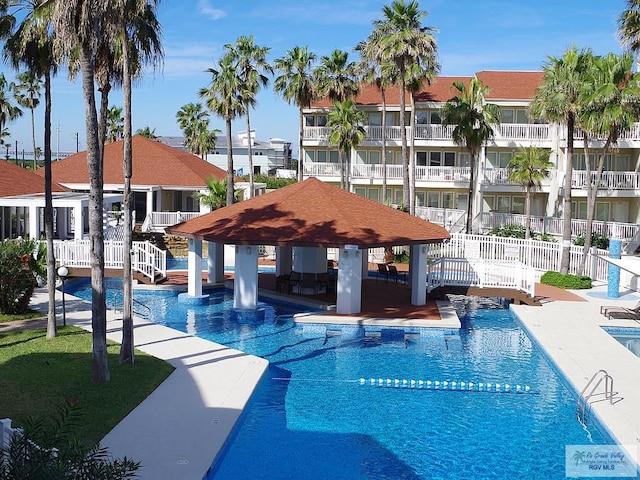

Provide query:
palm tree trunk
left=340, top=151, right=346, bottom=190
left=409, top=94, right=416, bottom=215
left=120, top=23, right=134, bottom=365
left=97, top=81, right=111, bottom=169
left=466, top=148, right=476, bottom=234
left=381, top=88, right=388, bottom=203
left=80, top=46, right=109, bottom=383
left=399, top=68, right=409, bottom=208
left=226, top=117, right=234, bottom=206
left=560, top=116, right=575, bottom=275
left=298, top=109, right=304, bottom=182
left=525, top=187, right=532, bottom=240
left=30, top=107, right=36, bottom=170
left=246, top=106, right=254, bottom=198
left=43, top=71, right=56, bottom=339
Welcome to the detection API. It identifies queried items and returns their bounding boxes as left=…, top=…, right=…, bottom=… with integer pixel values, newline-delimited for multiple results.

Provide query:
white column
left=293, top=246, right=326, bottom=273
left=207, top=241, right=225, bottom=283
left=73, top=203, right=83, bottom=240
left=234, top=245, right=259, bottom=309
left=146, top=189, right=154, bottom=220
left=28, top=205, right=38, bottom=240
left=336, top=246, right=362, bottom=314
left=361, top=248, right=370, bottom=278
left=276, top=246, right=293, bottom=276
left=410, top=244, right=427, bottom=306
left=187, top=238, right=203, bottom=297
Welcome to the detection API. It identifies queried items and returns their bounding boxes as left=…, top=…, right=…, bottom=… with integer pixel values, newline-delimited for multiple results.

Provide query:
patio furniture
left=388, top=264, right=407, bottom=284
left=276, top=274, right=290, bottom=293
left=288, top=271, right=301, bottom=293
left=607, top=309, right=640, bottom=320
left=600, top=301, right=640, bottom=319
left=377, top=263, right=389, bottom=282
left=315, top=272, right=330, bottom=295
left=300, top=272, right=316, bottom=293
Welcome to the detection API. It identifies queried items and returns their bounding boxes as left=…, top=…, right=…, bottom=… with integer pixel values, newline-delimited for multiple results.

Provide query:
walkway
left=17, top=278, right=640, bottom=479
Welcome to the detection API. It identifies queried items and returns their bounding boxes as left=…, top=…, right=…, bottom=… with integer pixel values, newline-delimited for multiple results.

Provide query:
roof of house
left=39, top=135, right=227, bottom=187
left=0, top=160, right=68, bottom=197
left=167, top=177, right=450, bottom=248
left=310, top=70, right=544, bottom=108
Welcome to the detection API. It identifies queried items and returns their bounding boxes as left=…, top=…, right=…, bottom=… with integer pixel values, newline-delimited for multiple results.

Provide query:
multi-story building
left=301, top=71, right=640, bottom=237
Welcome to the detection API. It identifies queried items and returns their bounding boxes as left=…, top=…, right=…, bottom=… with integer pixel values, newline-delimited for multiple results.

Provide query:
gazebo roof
left=167, top=178, right=450, bottom=248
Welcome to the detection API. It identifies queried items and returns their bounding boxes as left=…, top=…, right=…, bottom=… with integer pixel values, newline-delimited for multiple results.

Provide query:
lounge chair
left=600, top=300, right=640, bottom=319
left=377, top=263, right=389, bottom=282
left=607, top=309, right=640, bottom=320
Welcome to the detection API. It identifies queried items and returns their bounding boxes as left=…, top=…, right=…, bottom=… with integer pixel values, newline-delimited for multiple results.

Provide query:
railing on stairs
left=110, top=291, right=152, bottom=320
left=576, top=370, right=621, bottom=427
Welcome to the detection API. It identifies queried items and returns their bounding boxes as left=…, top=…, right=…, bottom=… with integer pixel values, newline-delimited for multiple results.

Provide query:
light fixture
left=246, top=246, right=252, bottom=254
left=57, top=266, right=69, bottom=326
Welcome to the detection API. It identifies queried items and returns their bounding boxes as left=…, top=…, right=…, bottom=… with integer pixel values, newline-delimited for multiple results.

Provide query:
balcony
left=304, top=162, right=470, bottom=183
left=571, top=170, right=640, bottom=190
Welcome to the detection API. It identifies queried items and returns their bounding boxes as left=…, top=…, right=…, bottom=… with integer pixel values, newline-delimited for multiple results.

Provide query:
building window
left=484, top=195, right=495, bottom=212
left=430, top=111, right=441, bottom=124
left=369, top=150, right=381, bottom=165
left=427, top=191, right=439, bottom=207
left=317, top=150, right=327, bottom=163
left=596, top=202, right=610, bottom=221
left=329, top=150, right=340, bottom=163
left=511, top=197, right=525, bottom=214
left=317, top=115, right=327, bottom=127
left=442, top=192, right=454, bottom=209
left=516, top=110, right=528, bottom=123
left=368, top=188, right=380, bottom=202
left=496, top=196, right=510, bottom=213
left=369, top=112, right=381, bottom=126
left=416, top=152, right=427, bottom=166
left=355, top=187, right=366, bottom=197
left=416, top=191, right=426, bottom=207
left=416, top=111, right=429, bottom=124
left=459, top=152, right=470, bottom=168
left=429, top=151, right=441, bottom=166
left=498, top=152, right=513, bottom=168
left=444, top=152, right=455, bottom=166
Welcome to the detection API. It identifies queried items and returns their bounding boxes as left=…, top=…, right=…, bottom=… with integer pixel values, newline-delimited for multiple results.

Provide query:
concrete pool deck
left=22, top=281, right=640, bottom=479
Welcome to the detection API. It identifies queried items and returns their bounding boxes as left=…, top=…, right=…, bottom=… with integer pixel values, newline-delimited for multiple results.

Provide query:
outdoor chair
left=377, top=263, right=389, bottom=282
left=288, top=271, right=301, bottom=293
left=300, top=272, right=316, bottom=293
left=600, top=300, right=640, bottom=319
left=315, top=272, right=330, bottom=295
left=388, top=264, right=407, bottom=284
left=276, top=273, right=290, bottom=293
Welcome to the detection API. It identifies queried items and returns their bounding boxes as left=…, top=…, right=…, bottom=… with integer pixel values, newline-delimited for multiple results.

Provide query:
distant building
left=158, top=131, right=292, bottom=175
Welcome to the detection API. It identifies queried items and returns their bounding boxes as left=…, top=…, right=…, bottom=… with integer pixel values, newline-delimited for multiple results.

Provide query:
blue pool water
left=65, top=279, right=613, bottom=479
left=604, top=327, right=640, bottom=358
left=166, top=257, right=275, bottom=272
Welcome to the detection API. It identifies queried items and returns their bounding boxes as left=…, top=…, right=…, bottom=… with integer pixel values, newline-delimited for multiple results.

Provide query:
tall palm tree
left=135, top=125, right=157, bottom=138
left=176, top=102, right=210, bottom=154
left=106, top=105, right=123, bottom=142
left=200, top=53, right=244, bottom=206
left=441, top=78, right=500, bottom=234
left=313, top=49, right=359, bottom=102
left=507, top=146, right=553, bottom=239
left=49, top=0, right=114, bottom=382
left=577, top=51, right=640, bottom=274
left=530, top=46, right=591, bottom=275
left=2, top=0, right=57, bottom=339
left=193, top=126, right=220, bottom=159
left=371, top=0, right=438, bottom=208
left=273, top=45, right=316, bottom=182
left=619, top=0, right=640, bottom=68
left=0, top=73, right=22, bottom=140
left=224, top=35, right=272, bottom=199
left=327, top=99, right=367, bottom=190
left=13, top=71, right=41, bottom=170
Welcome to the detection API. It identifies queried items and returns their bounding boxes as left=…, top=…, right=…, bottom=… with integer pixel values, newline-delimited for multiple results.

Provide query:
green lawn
left=0, top=326, right=174, bottom=445
left=0, top=310, right=46, bottom=322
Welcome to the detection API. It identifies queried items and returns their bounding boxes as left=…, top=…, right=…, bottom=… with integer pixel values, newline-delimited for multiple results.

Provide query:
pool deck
left=20, top=278, right=640, bottom=479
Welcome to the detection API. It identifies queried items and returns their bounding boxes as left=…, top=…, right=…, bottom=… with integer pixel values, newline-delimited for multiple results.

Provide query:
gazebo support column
left=179, top=238, right=209, bottom=304
left=337, top=246, right=362, bottom=314
left=207, top=241, right=225, bottom=284
left=73, top=203, right=83, bottom=240
left=234, top=245, right=258, bottom=310
left=28, top=205, right=38, bottom=240
left=276, top=246, right=292, bottom=276
left=410, top=244, right=427, bottom=306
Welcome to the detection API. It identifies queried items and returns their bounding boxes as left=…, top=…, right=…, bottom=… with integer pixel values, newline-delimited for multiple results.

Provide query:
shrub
left=245, top=174, right=297, bottom=190
left=394, top=250, right=410, bottom=263
left=487, top=223, right=556, bottom=242
left=540, top=270, right=592, bottom=289
left=0, top=239, right=45, bottom=314
left=573, top=232, right=609, bottom=249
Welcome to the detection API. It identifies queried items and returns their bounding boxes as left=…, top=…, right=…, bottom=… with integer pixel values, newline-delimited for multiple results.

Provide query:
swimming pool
left=65, top=279, right=612, bottom=479
left=604, top=327, right=640, bottom=358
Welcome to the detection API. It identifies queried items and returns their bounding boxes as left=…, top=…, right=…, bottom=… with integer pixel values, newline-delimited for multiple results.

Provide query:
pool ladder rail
left=576, top=369, right=622, bottom=427
left=111, top=292, right=152, bottom=321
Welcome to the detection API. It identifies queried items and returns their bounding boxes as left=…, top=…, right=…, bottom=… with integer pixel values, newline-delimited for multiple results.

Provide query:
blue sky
left=0, top=0, right=629, bottom=155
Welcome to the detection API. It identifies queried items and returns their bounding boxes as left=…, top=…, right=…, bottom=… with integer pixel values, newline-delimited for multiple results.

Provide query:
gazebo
left=167, top=178, right=450, bottom=314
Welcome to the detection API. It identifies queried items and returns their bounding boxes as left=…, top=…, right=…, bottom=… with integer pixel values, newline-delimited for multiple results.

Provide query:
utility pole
left=75, top=132, right=79, bottom=152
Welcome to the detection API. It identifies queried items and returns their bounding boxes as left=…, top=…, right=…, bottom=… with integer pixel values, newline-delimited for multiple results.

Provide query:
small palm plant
left=195, top=177, right=241, bottom=211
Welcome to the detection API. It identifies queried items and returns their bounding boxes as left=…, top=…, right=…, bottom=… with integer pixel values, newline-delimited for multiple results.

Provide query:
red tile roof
left=0, top=160, right=68, bottom=197
left=167, top=177, right=450, bottom=248
left=38, top=135, right=226, bottom=187
left=310, top=71, right=544, bottom=107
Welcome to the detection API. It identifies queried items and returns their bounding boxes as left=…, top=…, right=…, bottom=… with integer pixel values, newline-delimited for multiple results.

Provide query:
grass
left=0, top=326, right=174, bottom=445
left=0, top=310, right=46, bottom=323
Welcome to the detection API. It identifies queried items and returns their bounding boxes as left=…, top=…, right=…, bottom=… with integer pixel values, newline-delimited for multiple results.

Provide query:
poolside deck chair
left=600, top=300, right=640, bottom=319
left=388, top=265, right=407, bottom=284
left=377, top=263, right=389, bottom=282
left=288, top=271, right=301, bottom=293
left=606, top=308, right=640, bottom=320
left=315, top=272, right=330, bottom=295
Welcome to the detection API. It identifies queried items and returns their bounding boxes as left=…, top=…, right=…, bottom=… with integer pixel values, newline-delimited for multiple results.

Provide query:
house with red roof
left=302, top=70, right=640, bottom=242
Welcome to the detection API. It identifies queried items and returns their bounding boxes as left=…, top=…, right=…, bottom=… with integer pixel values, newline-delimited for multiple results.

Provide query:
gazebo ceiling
left=167, top=178, right=450, bottom=249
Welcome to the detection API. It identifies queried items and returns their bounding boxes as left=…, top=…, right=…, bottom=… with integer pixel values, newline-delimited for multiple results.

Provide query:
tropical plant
left=441, top=78, right=500, bottom=234
left=194, top=177, right=240, bottom=211
left=176, top=102, right=210, bottom=156
left=273, top=45, right=317, bottom=182
left=507, top=146, right=553, bottom=239
left=0, top=238, right=44, bottom=315
left=0, top=402, right=140, bottom=479
left=576, top=51, right=640, bottom=275
left=106, top=105, right=124, bottom=142
left=327, top=100, right=366, bottom=190
left=573, top=232, right=610, bottom=250
left=530, top=46, right=591, bottom=275
left=619, top=0, right=640, bottom=63
left=0, top=73, right=22, bottom=138
left=200, top=53, right=245, bottom=207
left=135, top=125, right=157, bottom=138
left=1, top=0, right=58, bottom=338
left=13, top=71, right=41, bottom=170
left=313, top=49, right=358, bottom=102
left=370, top=0, right=438, bottom=208
left=224, top=35, right=272, bottom=199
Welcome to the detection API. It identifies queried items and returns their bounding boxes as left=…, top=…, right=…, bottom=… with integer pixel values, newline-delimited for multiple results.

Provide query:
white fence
left=142, top=211, right=202, bottom=233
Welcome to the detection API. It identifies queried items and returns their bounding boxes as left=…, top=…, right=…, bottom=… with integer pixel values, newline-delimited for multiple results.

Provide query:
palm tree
left=371, top=0, right=438, bottom=208
left=176, top=102, right=210, bottom=154
left=200, top=53, right=244, bottom=206
left=195, top=177, right=231, bottom=211
left=49, top=0, right=112, bottom=382
left=507, top=146, right=553, bottom=239
left=530, top=46, right=591, bottom=275
left=327, top=99, right=367, bottom=190
left=224, top=35, right=272, bottom=199
left=441, top=78, right=500, bottom=234
left=313, top=49, right=359, bottom=102
left=106, top=105, right=124, bottom=142
left=0, top=73, right=22, bottom=140
left=273, top=45, right=316, bottom=182
left=13, top=71, right=41, bottom=170
left=576, top=51, right=640, bottom=274
left=619, top=0, right=640, bottom=68
left=136, top=125, right=157, bottom=138
left=193, top=126, right=220, bottom=159
left=2, top=0, right=57, bottom=339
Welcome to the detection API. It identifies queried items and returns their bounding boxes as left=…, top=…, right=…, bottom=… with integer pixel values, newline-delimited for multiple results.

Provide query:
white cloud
left=197, top=0, right=226, bottom=20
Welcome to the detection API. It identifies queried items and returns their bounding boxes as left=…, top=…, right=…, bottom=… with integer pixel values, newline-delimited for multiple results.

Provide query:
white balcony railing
left=142, top=211, right=202, bottom=233
left=571, top=170, right=640, bottom=190
left=304, top=162, right=470, bottom=183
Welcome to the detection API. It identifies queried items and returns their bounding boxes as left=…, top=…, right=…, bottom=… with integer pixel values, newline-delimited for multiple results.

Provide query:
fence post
left=590, top=246, right=598, bottom=280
